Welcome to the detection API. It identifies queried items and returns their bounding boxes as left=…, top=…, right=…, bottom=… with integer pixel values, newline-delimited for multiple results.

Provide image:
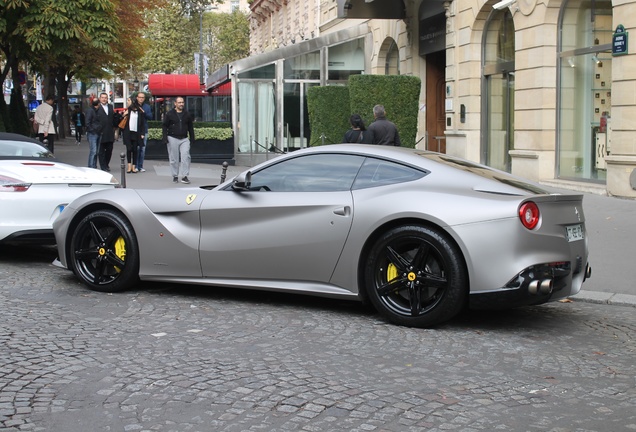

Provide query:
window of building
left=481, top=9, right=515, bottom=172
left=284, top=51, right=321, bottom=80
left=327, top=38, right=365, bottom=82
left=557, top=0, right=612, bottom=182
left=385, top=41, right=399, bottom=75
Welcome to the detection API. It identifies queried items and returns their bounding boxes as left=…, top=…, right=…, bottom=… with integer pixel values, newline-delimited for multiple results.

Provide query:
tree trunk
left=56, top=68, right=70, bottom=139
left=9, top=62, right=30, bottom=136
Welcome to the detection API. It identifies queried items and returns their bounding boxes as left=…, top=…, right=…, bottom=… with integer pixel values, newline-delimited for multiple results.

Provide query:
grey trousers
left=167, top=136, right=191, bottom=177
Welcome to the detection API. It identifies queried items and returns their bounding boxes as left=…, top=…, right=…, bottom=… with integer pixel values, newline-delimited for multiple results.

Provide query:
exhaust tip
left=528, top=280, right=539, bottom=295
left=539, top=279, right=553, bottom=295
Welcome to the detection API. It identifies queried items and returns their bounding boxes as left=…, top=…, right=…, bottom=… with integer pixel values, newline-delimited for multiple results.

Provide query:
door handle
left=333, top=206, right=351, bottom=216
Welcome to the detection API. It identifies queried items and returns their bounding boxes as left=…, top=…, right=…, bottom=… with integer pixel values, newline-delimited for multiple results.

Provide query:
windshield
left=0, top=140, right=55, bottom=159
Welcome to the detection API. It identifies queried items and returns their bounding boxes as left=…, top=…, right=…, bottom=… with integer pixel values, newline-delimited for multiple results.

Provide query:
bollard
left=120, top=152, right=126, bottom=188
left=220, top=161, right=228, bottom=184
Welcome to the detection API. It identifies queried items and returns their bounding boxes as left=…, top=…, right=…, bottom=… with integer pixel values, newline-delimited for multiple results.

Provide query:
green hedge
left=306, top=75, right=421, bottom=148
left=147, top=121, right=231, bottom=129
left=306, top=86, right=350, bottom=146
left=147, top=127, right=233, bottom=141
left=348, top=75, right=421, bottom=148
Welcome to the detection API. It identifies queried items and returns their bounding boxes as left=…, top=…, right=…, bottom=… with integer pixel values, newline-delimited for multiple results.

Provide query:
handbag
left=118, top=114, right=128, bottom=129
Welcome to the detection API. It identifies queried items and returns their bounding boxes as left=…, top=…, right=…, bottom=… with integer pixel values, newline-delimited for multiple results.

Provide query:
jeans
left=136, top=134, right=147, bottom=169
left=87, top=132, right=100, bottom=168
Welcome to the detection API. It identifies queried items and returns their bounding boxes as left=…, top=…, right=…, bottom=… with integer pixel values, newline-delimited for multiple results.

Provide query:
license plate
left=566, top=224, right=583, bottom=242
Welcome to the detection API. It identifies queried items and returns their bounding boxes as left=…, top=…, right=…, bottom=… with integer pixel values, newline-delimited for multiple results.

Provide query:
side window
left=353, top=158, right=427, bottom=190
left=249, top=153, right=365, bottom=192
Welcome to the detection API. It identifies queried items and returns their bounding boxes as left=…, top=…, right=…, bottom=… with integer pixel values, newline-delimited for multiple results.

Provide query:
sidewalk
left=52, top=136, right=636, bottom=307
left=53, top=136, right=246, bottom=189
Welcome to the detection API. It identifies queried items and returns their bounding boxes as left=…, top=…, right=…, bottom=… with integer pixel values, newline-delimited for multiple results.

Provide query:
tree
left=139, top=1, right=199, bottom=74
left=1, top=0, right=159, bottom=135
left=203, top=10, right=250, bottom=73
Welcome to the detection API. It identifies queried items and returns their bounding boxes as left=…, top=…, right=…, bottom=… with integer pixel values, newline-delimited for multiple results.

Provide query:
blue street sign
left=613, top=25, right=628, bottom=56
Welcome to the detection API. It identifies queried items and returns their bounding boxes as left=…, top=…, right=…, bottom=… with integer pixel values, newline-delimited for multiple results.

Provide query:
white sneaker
left=139, top=168, right=146, bottom=172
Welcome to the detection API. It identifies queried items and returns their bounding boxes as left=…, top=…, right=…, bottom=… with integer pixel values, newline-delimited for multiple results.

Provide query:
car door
left=198, top=153, right=365, bottom=283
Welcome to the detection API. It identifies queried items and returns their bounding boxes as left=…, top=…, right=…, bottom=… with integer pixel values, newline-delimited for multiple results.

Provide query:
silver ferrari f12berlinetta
left=53, top=144, right=591, bottom=327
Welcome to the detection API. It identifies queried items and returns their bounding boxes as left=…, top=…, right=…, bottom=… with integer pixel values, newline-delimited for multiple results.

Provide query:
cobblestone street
left=1, top=245, right=635, bottom=432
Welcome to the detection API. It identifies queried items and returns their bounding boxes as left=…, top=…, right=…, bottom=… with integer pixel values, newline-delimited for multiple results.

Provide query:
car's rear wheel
left=364, top=225, right=467, bottom=328
left=69, top=209, right=139, bottom=292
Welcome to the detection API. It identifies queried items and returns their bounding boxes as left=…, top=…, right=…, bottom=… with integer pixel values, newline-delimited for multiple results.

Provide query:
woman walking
left=122, top=97, right=147, bottom=173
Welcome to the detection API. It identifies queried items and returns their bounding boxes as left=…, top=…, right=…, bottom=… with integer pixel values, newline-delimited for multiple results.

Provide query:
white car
left=0, top=132, right=119, bottom=245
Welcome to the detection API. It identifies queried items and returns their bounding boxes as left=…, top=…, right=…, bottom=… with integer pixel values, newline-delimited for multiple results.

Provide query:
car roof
left=0, top=132, right=42, bottom=144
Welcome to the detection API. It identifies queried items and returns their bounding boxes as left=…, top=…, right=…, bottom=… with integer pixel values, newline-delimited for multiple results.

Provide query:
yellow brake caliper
left=113, top=236, right=126, bottom=273
left=387, top=263, right=398, bottom=282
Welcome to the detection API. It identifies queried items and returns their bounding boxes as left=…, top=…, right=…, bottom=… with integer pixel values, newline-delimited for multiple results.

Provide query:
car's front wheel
left=364, top=225, right=467, bottom=328
left=69, top=209, right=139, bottom=292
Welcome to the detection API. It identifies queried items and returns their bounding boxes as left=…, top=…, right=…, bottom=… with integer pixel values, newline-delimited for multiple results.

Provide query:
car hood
left=0, top=160, right=116, bottom=184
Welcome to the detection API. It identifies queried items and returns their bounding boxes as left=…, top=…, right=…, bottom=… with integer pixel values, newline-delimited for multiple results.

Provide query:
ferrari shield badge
left=186, top=194, right=197, bottom=205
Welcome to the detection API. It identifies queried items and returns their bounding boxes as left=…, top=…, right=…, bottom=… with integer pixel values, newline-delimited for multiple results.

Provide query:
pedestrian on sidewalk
left=95, top=92, right=115, bottom=172
left=162, top=96, right=194, bottom=184
left=343, top=114, right=371, bottom=144
left=85, top=99, right=102, bottom=168
left=34, top=94, right=57, bottom=153
left=71, top=104, right=85, bottom=145
left=367, top=104, right=401, bottom=146
left=121, top=96, right=147, bottom=173
left=135, top=92, right=152, bottom=172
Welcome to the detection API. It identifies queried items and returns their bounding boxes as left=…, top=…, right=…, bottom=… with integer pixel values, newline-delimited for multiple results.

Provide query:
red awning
left=147, top=74, right=206, bottom=96
left=210, top=81, right=231, bottom=96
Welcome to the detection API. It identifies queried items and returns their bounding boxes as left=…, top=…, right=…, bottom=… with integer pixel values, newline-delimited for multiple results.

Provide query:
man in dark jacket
left=84, top=100, right=102, bottom=168
left=162, top=96, right=195, bottom=184
left=367, top=104, right=401, bottom=146
left=95, top=92, right=115, bottom=171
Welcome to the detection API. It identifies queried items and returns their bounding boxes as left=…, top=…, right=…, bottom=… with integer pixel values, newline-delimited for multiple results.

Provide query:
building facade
left=209, top=0, right=636, bottom=198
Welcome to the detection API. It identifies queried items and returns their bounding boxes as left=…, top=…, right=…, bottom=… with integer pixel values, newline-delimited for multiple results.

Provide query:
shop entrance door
left=426, top=50, right=446, bottom=153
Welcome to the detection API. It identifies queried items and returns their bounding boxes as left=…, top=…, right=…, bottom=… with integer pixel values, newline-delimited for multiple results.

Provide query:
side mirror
left=231, top=171, right=252, bottom=191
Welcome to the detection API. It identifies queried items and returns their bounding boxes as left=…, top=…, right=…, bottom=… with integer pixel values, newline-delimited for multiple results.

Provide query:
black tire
left=69, top=209, right=139, bottom=293
left=364, top=225, right=467, bottom=328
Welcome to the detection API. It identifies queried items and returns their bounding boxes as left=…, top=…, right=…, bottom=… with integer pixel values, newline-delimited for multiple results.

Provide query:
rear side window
left=353, top=158, right=427, bottom=190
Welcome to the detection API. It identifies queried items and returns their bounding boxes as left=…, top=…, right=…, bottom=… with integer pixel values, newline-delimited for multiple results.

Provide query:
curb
left=571, top=290, right=636, bottom=307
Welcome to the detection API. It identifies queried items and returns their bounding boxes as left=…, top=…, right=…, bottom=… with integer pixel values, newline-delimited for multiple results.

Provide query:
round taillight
left=519, top=201, right=540, bottom=230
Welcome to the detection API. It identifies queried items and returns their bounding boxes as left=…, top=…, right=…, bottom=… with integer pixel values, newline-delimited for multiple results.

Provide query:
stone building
left=207, top=0, right=636, bottom=198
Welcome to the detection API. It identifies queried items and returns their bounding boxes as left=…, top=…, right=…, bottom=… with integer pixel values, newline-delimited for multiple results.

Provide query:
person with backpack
left=343, top=114, right=371, bottom=144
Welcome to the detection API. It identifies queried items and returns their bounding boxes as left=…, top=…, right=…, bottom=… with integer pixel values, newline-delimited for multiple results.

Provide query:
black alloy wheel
left=365, top=225, right=467, bottom=328
left=69, top=209, right=139, bottom=292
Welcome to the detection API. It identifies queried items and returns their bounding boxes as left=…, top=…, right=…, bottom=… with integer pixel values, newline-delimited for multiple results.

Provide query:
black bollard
left=220, top=161, right=228, bottom=184
left=120, top=152, right=126, bottom=188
